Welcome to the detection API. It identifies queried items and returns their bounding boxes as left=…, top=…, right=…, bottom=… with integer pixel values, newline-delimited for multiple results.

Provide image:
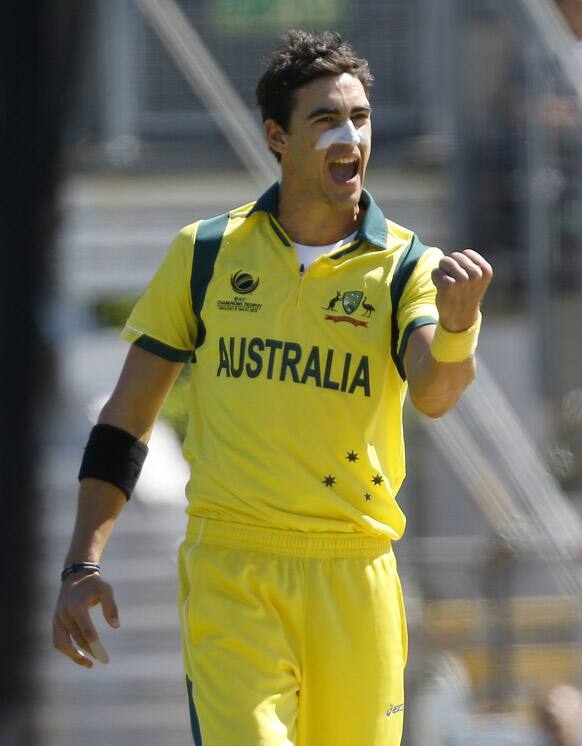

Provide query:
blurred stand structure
left=0, top=3, right=83, bottom=744
left=32, top=1, right=582, bottom=744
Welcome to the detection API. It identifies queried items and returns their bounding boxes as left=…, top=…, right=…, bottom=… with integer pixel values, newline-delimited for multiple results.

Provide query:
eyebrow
left=305, top=105, right=372, bottom=121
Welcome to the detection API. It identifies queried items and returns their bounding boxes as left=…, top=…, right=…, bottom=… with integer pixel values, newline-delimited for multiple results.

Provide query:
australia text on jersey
left=216, top=336, right=371, bottom=396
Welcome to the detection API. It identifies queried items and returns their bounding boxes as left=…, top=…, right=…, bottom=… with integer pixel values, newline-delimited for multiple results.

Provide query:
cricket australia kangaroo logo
left=323, top=290, right=375, bottom=327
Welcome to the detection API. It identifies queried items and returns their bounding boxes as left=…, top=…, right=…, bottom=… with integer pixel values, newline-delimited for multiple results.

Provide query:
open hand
left=53, top=572, right=120, bottom=668
left=431, top=249, right=493, bottom=332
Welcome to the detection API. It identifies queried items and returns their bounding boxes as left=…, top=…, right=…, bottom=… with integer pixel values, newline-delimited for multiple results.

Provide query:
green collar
left=247, top=181, right=388, bottom=250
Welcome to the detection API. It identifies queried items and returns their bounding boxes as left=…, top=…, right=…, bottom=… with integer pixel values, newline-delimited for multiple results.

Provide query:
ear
left=264, top=119, right=288, bottom=157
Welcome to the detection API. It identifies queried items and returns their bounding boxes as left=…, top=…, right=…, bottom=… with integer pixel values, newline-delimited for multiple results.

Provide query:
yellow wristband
left=430, top=311, right=482, bottom=363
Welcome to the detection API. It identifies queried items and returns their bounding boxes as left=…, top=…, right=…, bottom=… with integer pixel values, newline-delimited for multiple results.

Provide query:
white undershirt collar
left=294, top=230, right=358, bottom=272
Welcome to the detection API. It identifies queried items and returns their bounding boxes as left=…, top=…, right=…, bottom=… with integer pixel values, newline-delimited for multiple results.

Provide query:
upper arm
left=403, top=323, right=436, bottom=381
left=394, top=243, right=442, bottom=378
left=105, top=225, right=199, bottom=438
left=98, top=345, right=184, bottom=438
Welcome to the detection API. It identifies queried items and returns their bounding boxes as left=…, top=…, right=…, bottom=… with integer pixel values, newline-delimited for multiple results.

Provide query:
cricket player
left=53, top=30, right=492, bottom=745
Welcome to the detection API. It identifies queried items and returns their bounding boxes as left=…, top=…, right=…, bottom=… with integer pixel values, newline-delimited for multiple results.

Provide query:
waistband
left=185, top=516, right=392, bottom=558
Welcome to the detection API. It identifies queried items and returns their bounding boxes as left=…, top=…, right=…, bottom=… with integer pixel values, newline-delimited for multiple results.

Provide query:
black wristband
left=61, top=562, right=101, bottom=582
left=78, top=424, right=148, bottom=500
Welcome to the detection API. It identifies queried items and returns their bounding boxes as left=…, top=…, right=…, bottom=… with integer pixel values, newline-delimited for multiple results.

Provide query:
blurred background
left=2, top=0, right=581, bottom=744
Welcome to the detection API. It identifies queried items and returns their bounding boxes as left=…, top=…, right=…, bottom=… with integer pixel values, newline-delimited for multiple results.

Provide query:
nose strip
left=314, top=119, right=370, bottom=150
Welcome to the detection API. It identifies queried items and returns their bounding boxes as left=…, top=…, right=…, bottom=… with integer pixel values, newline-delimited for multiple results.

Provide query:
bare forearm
left=407, top=349, right=475, bottom=419
left=63, top=411, right=151, bottom=568
left=64, top=406, right=154, bottom=567
left=64, top=479, right=127, bottom=566
left=63, top=349, right=183, bottom=567
left=55, top=341, right=185, bottom=668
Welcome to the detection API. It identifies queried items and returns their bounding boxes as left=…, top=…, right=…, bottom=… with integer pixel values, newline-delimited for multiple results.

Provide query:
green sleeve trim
left=120, top=325, right=141, bottom=345
left=134, top=335, right=193, bottom=363
left=397, top=315, right=437, bottom=369
left=190, top=212, right=230, bottom=350
left=390, top=235, right=430, bottom=381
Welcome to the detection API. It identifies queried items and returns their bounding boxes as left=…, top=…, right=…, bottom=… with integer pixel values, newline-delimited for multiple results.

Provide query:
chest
left=201, top=237, right=396, bottom=358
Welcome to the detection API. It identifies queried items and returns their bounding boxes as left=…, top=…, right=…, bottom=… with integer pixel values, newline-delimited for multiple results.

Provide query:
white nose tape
left=314, top=119, right=370, bottom=150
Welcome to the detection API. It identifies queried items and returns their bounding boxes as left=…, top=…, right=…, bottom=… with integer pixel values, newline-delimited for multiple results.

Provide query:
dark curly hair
left=256, top=30, right=373, bottom=159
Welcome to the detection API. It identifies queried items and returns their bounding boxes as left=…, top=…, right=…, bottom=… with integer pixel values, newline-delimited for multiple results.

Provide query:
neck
left=277, top=180, right=364, bottom=245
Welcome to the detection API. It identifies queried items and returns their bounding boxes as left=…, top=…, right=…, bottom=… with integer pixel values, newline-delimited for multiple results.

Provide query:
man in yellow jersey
left=53, top=30, right=492, bottom=746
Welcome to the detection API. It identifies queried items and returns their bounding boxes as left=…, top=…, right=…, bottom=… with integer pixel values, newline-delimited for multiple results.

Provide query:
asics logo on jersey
left=323, top=289, right=375, bottom=327
left=230, top=270, right=259, bottom=294
left=385, top=703, right=404, bottom=718
left=216, top=336, right=371, bottom=397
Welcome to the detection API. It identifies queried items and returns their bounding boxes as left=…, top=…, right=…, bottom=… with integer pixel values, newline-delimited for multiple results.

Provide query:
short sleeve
left=121, top=223, right=199, bottom=362
left=395, top=244, right=443, bottom=370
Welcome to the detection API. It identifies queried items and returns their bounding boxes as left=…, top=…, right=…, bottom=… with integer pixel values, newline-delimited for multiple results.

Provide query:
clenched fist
left=431, top=249, right=493, bottom=332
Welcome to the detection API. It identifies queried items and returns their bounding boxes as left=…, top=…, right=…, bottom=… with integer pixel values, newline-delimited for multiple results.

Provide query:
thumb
left=99, top=582, right=120, bottom=628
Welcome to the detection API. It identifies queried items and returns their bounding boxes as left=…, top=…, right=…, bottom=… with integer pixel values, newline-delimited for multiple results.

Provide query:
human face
left=278, top=74, right=372, bottom=210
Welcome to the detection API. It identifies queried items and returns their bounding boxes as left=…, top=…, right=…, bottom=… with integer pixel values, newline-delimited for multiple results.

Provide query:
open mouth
left=329, top=157, right=359, bottom=184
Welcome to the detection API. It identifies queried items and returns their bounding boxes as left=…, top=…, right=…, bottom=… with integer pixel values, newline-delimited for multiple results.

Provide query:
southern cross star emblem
left=364, top=493, right=372, bottom=502
left=346, top=450, right=359, bottom=462
left=342, top=291, right=364, bottom=315
left=323, top=474, right=336, bottom=487
left=372, top=474, right=384, bottom=486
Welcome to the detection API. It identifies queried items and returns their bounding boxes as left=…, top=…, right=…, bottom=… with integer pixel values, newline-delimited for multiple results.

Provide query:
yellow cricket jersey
left=122, top=183, right=443, bottom=539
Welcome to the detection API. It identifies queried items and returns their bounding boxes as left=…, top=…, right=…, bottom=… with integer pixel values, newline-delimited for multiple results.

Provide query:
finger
left=69, top=620, right=95, bottom=657
left=99, top=582, right=120, bottom=629
left=432, top=266, right=457, bottom=288
left=70, top=605, right=99, bottom=648
left=64, top=610, right=109, bottom=664
left=461, top=249, right=493, bottom=278
left=438, top=256, right=469, bottom=282
left=53, top=617, right=93, bottom=669
left=450, top=251, right=483, bottom=281
left=89, top=638, right=110, bottom=664
left=59, top=610, right=96, bottom=660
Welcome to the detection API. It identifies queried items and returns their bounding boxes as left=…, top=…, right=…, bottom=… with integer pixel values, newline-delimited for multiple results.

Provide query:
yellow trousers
left=178, top=517, right=407, bottom=746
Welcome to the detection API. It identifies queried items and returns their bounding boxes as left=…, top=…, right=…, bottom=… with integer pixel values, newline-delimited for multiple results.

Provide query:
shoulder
left=385, top=218, right=415, bottom=247
left=229, top=199, right=257, bottom=220
left=185, top=198, right=263, bottom=248
left=386, top=223, right=443, bottom=273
